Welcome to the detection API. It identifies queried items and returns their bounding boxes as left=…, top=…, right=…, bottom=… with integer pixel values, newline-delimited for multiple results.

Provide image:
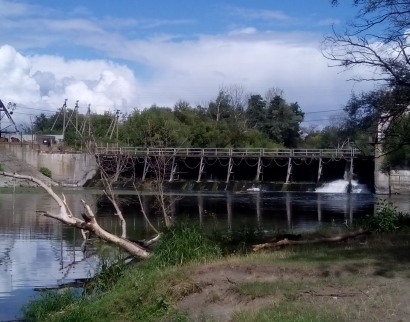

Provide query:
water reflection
left=0, top=190, right=408, bottom=321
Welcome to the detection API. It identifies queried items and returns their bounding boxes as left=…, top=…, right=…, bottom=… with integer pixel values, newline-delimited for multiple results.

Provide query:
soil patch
left=177, top=261, right=410, bottom=321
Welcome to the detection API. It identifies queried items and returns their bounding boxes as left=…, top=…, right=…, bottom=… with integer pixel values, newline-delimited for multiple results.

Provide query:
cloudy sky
left=0, top=0, right=376, bottom=127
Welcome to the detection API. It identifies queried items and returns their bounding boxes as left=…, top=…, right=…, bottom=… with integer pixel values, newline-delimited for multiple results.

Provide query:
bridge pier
left=226, top=157, right=233, bottom=183
left=142, top=156, right=149, bottom=181
left=317, top=158, right=323, bottom=183
left=255, top=157, right=262, bottom=181
left=346, top=158, right=354, bottom=193
left=169, top=156, right=177, bottom=182
left=197, top=156, right=205, bottom=182
left=286, top=158, right=292, bottom=184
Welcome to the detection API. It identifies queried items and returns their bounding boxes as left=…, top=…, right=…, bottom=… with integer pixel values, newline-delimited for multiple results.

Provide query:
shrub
left=359, top=200, right=409, bottom=233
left=151, top=222, right=221, bottom=268
left=39, top=167, right=52, bottom=178
left=211, top=224, right=272, bottom=255
left=0, top=163, right=3, bottom=171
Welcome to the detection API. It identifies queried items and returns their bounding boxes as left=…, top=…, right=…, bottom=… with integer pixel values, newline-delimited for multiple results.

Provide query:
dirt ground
left=177, top=247, right=410, bottom=322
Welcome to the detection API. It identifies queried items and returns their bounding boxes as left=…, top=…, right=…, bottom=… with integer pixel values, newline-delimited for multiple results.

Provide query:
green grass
left=233, top=303, right=343, bottom=322
left=22, top=290, right=78, bottom=322
left=23, top=223, right=220, bottom=322
left=149, top=222, right=222, bottom=268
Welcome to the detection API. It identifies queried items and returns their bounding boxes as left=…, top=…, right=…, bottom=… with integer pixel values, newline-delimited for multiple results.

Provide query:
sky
left=0, top=0, right=377, bottom=128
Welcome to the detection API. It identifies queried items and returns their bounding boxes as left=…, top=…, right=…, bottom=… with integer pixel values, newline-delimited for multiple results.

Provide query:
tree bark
left=252, top=229, right=371, bottom=252
left=0, top=171, right=151, bottom=259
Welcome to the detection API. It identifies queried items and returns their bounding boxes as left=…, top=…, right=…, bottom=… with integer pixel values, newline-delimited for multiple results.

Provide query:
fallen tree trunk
left=0, top=171, right=151, bottom=259
left=252, top=229, right=371, bottom=252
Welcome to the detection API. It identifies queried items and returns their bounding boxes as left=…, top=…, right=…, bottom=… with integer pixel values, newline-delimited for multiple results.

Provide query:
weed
left=22, top=290, right=78, bottom=322
left=84, top=257, right=128, bottom=296
left=150, top=222, right=221, bottom=268
left=39, top=166, right=52, bottom=178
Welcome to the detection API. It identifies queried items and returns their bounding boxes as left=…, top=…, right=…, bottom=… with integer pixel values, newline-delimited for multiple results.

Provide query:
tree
left=265, top=96, right=304, bottom=147
left=324, top=0, right=410, bottom=87
left=246, top=94, right=266, bottom=128
left=323, top=0, right=410, bottom=159
left=265, top=87, right=284, bottom=103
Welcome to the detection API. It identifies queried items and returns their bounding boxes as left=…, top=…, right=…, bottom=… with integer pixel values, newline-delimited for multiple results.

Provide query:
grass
left=22, top=227, right=410, bottom=322
left=233, top=303, right=343, bottom=322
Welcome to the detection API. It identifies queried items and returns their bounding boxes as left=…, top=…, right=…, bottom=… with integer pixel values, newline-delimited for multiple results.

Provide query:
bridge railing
left=95, top=147, right=363, bottom=158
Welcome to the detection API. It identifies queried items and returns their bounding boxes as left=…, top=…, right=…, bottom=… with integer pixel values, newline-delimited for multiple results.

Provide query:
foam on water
left=315, top=179, right=371, bottom=194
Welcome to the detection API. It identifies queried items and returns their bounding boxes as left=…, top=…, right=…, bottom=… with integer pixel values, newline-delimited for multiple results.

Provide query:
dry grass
left=176, top=234, right=410, bottom=321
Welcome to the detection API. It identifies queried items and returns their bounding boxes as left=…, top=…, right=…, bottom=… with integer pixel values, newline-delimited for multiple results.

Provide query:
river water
left=0, top=184, right=409, bottom=321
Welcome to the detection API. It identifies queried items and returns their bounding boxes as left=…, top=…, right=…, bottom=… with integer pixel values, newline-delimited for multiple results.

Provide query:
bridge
left=96, top=147, right=373, bottom=185
left=95, top=147, right=363, bottom=158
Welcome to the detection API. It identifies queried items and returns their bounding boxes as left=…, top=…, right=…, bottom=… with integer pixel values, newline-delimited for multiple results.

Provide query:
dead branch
left=302, top=290, right=359, bottom=297
left=1, top=171, right=150, bottom=259
left=252, top=229, right=371, bottom=252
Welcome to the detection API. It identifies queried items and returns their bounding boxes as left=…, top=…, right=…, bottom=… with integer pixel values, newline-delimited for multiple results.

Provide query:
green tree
left=323, top=0, right=410, bottom=151
left=264, top=96, right=304, bottom=147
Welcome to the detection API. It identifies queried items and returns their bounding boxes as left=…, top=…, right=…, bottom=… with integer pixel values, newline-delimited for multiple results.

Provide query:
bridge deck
left=96, top=147, right=365, bottom=158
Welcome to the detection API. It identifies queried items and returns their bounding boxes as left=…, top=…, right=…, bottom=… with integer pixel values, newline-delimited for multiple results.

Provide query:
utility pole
left=88, top=104, right=91, bottom=138
left=75, top=100, right=79, bottom=134
left=30, top=117, right=34, bottom=149
left=62, top=99, right=67, bottom=137
left=116, top=109, right=120, bottom=146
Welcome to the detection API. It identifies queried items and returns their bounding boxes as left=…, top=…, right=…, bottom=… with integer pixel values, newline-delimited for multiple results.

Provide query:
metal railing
left=95, top=147, right=364, bottom=158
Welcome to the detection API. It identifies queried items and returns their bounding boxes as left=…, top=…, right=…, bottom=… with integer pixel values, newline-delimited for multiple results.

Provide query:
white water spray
left=315, top=179, right=371, bottom=194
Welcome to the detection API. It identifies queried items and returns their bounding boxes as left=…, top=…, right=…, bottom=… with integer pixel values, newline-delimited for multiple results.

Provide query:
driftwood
left=253, top=229, right=371, bottom=252
left=0, top=171, right=151, bottom=259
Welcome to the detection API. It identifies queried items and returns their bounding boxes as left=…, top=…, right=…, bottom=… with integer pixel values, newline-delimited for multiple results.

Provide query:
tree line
left=29, top=86, right=364, bottom=150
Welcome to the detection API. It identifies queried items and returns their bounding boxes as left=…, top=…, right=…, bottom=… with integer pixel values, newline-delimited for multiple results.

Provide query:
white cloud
left=0, top=45, right=141, bottom=126
left=232, top=7, right=290, bottom=21
left=228, top=27, right=258, bottom=35
left=83, top=30, right=374, bottom=114
left=0, top=0, right=378, bottom=127
left=0, top=0, right=37, bottom=17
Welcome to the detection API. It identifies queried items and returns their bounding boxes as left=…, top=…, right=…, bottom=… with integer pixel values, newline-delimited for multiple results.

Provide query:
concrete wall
left=2, top=144, right=97, bottom=186
left=390, top=170, right=410, bottom=194
left=373, top=144, right=410, bottom=195
left=374, top=144, right=390, bottom=194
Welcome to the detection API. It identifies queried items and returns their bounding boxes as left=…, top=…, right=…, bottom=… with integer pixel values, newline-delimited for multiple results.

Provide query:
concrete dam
left=97, top=147, right=375, bottom=192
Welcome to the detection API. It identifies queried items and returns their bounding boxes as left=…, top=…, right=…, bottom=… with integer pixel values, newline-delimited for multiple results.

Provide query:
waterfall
left=315, top=179, right=371, bottom=194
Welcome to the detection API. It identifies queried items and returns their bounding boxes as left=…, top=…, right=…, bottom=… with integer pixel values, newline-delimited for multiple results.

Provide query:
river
left=0, top=184, right=409, bottom=321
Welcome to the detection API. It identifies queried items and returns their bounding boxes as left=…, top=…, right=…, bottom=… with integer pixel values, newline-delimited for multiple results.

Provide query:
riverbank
left=22, top=229, right=410, bottom=322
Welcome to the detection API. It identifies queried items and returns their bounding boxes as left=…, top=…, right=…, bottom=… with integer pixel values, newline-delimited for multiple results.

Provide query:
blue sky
left=0, top=0, right=375, bottom=126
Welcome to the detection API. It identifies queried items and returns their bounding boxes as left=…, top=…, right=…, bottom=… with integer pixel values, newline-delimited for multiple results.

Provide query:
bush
left=359, top=200, right=409, bottom=233
left=150, top=222, right=221, bottom=268
left=0, top=163, right=3, bottom=171
left=212, top=224, right=272, bottom=255
left=39, top=167, right=52, bottom=178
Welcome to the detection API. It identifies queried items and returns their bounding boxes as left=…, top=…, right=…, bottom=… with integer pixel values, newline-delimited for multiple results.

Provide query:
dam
left=96, top=147, right=375, bottom=192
